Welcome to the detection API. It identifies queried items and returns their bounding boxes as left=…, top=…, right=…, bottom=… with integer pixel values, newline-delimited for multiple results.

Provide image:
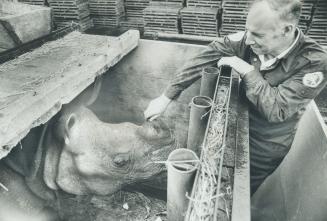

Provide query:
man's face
left=245, top=2, right=288, bottom=56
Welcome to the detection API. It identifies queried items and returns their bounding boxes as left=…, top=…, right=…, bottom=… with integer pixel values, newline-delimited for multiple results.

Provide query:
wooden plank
left=0, top=1, right=52, bottom=52
left=0, top=25, right=78, bottom=64
left=0, top=30, right=140, bottom=159
left=231, top=75, right=251, bottom=221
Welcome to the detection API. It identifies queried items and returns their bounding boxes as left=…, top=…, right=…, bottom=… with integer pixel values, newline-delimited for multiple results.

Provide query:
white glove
left=217, top=56, right=254, bottom=77
left=144, top=94, right=172, bottom=121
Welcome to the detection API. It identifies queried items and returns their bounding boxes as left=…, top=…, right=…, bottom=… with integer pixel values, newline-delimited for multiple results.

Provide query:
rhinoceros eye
left=113, top=154, right=130, bottom=167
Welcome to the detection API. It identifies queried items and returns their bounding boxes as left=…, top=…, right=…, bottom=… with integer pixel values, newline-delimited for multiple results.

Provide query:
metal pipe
left=200, top=67, right=220, bottom=99
left=147, top=32, right=218, bottom=43
left=187, top=96, right=212, bottom=156
left=166, top=148, right=199, bottom=221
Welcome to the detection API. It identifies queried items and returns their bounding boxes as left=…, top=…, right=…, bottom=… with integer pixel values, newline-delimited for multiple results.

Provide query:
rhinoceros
left=1, top=81, right=184, bottom=220
left=44, top=105, right=178, bottom=196
left=4, top=105, right=179, bottom=197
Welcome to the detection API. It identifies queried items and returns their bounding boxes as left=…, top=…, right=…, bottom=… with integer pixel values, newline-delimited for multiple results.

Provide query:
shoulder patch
left=303, top=72, right=324, bottom=88
left=227, top=31, right=245, bottom=42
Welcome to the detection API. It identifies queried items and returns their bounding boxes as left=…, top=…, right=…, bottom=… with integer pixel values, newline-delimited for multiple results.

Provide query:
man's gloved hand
left=144, top=94, right=172, bottom=121
left=217, top=56, right=254, bottom=78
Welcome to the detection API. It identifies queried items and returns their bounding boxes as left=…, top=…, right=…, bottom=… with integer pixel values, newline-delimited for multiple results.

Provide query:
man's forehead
left=246, top=1, right=279, bottom=32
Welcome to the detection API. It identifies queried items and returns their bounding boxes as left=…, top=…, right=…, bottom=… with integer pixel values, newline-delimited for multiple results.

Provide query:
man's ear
left=64, top=113, right=77, bottom=145
left=283, top=23, right=295, bottom=36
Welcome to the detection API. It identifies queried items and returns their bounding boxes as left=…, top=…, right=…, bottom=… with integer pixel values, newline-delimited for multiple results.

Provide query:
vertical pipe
left=187, top=96, right=212, bottom=156
left=200, top=67, right=220, bottom=99
left=167, top=148, right=199, bottom=221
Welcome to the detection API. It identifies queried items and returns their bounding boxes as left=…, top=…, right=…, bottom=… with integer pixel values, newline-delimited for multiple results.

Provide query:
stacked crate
left=187, top=0, right=221, bottom=8
left=150, top=0, right=184, bottom=7
left=181, top=7, right=220, bottom=37
left=298, top=0, right=316, bottom=33
left=18, top=0, right=45, bottom=5
left=220, top=0, right=252, bottom=36
left=307, top=0, right=327, bottom=46
left=125, top=0, right=150, bottom=18
left=119, top=18, right=145, bottom=29
left=48, top=0, right=93, bottom=31
left=180, top=0, right=221, bottom=37
left=119, top=0, right=149, bottom=30
left=143, top=1, right=183, bottom=35
left=89, top=0, right=125, bottom=28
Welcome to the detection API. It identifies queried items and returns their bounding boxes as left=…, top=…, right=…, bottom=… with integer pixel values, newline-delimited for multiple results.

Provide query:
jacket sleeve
left=164, top=32, right=246, bottom=99
left=243, top=57, right=327, bottom=123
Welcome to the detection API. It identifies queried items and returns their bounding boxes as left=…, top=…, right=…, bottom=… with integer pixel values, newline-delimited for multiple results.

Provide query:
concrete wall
left=252, top=101, right=327, bottom=221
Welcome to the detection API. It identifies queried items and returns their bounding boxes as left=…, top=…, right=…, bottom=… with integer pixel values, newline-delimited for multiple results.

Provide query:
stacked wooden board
left=181, top=6, right=219, bottom=37
left=119, top=0, right=149, bottom=29
left=48, top=0, right=93, bottom=31
left=90, top=0, right=125, bottom=28
left=150, top=0, right=184, bottom=7
left=307, top=0, right=327, bottom=46
left=119, top=18, right=145, bottom=29
left=220, top=0, right=252, bottom=36
left=18, top=0, right=45, bottom=5
left=187, top=0, right=221, bottom=8
left=298, top=1, right=315, bottom=33
left=143, top=4, right=181, bottom=35
left=125, top=0, right=150, bottom=18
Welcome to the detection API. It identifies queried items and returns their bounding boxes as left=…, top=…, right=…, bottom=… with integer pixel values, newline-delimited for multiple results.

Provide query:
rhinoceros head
left=44, top=106, right=176, bottom=196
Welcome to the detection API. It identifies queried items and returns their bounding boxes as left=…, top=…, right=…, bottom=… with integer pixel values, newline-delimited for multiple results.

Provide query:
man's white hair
left=252, top=0, right=302, bottom=24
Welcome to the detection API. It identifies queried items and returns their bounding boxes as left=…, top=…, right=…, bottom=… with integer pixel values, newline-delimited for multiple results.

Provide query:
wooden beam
left=231, top=78, right=251, bottom=221
left=0, top=30, right=140, bottom=159
left=0, top=24, right=79, bottom=64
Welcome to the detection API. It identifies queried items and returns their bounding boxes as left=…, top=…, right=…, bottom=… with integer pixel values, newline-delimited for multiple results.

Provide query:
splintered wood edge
left=0, top=30, right=140, bottom=159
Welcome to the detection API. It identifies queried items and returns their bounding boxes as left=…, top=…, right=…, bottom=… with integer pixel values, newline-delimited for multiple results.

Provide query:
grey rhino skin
left=42, top=105, right=176, bottom=196
left=0, top=104, right=177, bottom=220
left=0, top=81, right=179, bottom=220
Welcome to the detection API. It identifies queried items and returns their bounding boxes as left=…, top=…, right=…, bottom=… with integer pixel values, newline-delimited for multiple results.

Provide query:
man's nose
left=245, top=32, right=255, bottom=45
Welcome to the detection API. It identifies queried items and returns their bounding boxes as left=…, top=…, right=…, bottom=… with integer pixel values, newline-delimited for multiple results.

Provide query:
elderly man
left=144, top=0, right=327, bottom=197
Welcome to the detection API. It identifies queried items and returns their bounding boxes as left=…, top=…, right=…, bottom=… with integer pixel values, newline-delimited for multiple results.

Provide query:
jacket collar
left=280, top=28, right=306, bottom=72
left=253, top=28, right=305, bottom=72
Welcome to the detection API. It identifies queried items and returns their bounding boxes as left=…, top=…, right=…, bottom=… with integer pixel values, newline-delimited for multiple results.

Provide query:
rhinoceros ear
left=64, top=113, right=77, bottom=145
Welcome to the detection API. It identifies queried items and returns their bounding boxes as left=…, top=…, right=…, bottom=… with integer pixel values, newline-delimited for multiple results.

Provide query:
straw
left=186, top=82, right=231, bottom=221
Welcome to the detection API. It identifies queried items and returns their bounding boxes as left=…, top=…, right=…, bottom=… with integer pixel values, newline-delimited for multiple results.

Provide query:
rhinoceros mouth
left=124, top=143, right=177, bottom=183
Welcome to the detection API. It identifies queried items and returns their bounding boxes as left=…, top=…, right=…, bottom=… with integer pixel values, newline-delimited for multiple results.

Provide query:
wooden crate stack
left=307, top=0, right=327, bottom=46
left=119, top=0, right=149, bottom=30
left=187, top=0, right=221, bottom=8
left=119, top=18, right=145, bottom=29
left=89, top=0, right=125, bottom=28
left=143, top=1, right=183, bottom=35
left=220, top=0, right=252, bottom=36
left=150, top=0, right=184, bottom=7
left=125, top=0, right=150, bottom=18
left=48, top=0, right=93, bottom=31
left=298, top=0, right=316, bottom=33
left=181, top=6, right=220, bottom=37
left=18, top=0, right=45, bottom=5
